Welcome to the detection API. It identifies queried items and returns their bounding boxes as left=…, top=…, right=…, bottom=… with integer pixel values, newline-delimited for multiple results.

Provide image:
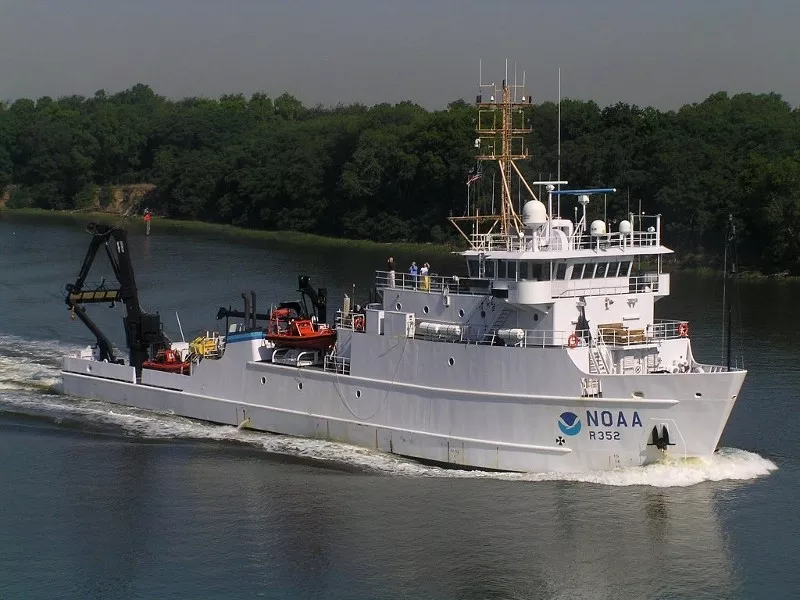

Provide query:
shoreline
left=0, top=207, right=456, bottom=256
left=1, top=207, right=796, bottom=281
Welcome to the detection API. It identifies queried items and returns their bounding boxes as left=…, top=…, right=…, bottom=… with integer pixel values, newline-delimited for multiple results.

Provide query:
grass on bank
left=0, top=207, right=456, bottom=256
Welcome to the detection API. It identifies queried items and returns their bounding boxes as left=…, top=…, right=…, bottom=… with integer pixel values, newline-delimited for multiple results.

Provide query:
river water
left=0, top=214, right=793, bottom=599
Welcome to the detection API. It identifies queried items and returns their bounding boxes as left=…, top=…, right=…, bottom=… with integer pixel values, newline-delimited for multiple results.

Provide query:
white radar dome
left=618, top=219, right=632, bottom=235
left=522, top=200, right=548, bottom=227
left=590, top=220, right=607, bottom=236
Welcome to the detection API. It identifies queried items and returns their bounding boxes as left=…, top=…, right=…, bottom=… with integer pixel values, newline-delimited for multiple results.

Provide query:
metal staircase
left=493, top=307, right=513, bottom=329
left=482, top=307, right=513, bottom=344
left=588, top=340, right=611, bottom=374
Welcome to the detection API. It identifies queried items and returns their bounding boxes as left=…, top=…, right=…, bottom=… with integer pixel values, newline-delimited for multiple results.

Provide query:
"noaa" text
left=586, top=410, right=643, bottom=428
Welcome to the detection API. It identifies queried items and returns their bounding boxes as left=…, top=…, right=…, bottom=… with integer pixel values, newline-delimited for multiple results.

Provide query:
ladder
left=589, top=343, right=610, bottom=374
left=481, top=307, right=513, bottom=344
left=493, top=307, right=513, bottom=329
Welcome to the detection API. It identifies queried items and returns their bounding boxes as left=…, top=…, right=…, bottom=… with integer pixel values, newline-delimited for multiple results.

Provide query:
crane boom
left=65, top=223, right=169, bottom=375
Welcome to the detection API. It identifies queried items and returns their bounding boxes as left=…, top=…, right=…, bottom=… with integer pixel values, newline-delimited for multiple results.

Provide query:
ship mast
left=450, top=63, right=537, bottom=247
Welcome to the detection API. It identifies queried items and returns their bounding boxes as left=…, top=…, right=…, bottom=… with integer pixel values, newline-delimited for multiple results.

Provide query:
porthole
left=355, top=390, right=362, bottom=398
left=480, top=310, right=486, bottom=318
left=260, top=376, right=266, bottom=385
left=695, top=392, right=703, bottom=398
left=448, top=357, right=455, bottom=367
left=533, top=313, right=539, bottom=322
left=423, top=306, right=429, bottom=314
left=396, top=302, right=402, bottom=311
left=298, top=382, right=303, bottom=391
left=458, top=309, right=465, bottom=317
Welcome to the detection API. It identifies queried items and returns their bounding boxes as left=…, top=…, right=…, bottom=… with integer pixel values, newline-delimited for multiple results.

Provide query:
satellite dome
left=590, top=220, right=607, bottom=237
left=618, top=219, right=632, bottom=235
left=522, top=200, right=547, bottom=227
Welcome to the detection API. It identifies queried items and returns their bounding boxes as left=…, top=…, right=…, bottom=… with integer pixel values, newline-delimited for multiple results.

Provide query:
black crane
left=215, top=275, right=329, bottom=328
left=298, top=275, right=328, bottom=323
left=65, top=223, right=169, bottom=374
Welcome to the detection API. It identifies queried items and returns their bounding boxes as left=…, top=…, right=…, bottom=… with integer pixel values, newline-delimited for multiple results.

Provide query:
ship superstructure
left=60, top=71, right=745, bottom=473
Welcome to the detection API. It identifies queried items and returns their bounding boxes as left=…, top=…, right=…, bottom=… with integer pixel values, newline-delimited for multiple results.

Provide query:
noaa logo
left=558, top=412, right=582, bottom=436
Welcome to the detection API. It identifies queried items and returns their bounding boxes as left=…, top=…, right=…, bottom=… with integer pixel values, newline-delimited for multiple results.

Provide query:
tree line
left=1, top=84, right=799, bottom=273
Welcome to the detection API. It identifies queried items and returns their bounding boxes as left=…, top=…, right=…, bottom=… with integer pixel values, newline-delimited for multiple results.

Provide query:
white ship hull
left=61, top=332, right=745, bottom=473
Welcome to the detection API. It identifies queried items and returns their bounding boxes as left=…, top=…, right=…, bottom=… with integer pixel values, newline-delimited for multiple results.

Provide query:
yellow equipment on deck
left=189, top=333, right=222, bottom=358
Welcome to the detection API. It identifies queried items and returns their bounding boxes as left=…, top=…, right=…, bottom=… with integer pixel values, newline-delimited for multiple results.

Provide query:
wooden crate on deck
left=598, top=323, right=644, bottom=345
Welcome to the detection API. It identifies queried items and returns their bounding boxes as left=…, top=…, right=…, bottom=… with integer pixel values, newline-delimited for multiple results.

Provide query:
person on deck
left=409, top=262, right=418, bottom=288
left=387, top=256, right=396, bottom=288
left=420, top=262, right=430, bottom=290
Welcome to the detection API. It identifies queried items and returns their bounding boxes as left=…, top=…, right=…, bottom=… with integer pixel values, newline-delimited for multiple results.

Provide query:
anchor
left=648, top=424, right=675, bottom=452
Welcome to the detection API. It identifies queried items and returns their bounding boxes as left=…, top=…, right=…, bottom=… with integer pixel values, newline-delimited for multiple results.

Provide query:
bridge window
left=583, top=264, right=596, bottom=279
left=555, top=263, right=567, bottom=280
left=519, top=261, right=529, bottom=280
left=485, top=260, right=495, bottom=278
left=620, top=261, right=632, bottom=277
left=507, top=260, right=517, bottom=280
left=570, top=264, right=584, bottom=280
left=527, top=262, right=548, bottom=281
left=467, top=259, right=479, bottom=278
left=594, top=263, right=609, bottom=278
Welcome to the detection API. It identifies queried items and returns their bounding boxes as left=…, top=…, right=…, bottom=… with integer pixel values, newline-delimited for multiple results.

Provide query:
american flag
left=466, top=173, right=482, bottom=187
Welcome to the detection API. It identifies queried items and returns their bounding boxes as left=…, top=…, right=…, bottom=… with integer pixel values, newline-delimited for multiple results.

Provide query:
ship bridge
left=361, top=72, right=687, bottom=380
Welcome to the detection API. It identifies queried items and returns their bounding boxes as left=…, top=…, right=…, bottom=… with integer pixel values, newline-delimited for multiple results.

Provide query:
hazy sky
left=1, top=0, right=798, bottom=110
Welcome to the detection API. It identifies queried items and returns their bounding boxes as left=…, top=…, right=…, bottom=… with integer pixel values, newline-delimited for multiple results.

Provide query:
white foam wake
left=466, top=447, right=778, bottom=487
left=0, top=335, right=69, bottom=393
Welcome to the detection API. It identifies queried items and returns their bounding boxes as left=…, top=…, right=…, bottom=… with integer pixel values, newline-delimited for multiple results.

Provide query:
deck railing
left=467, top=228, right=660, bottom=253
left=555, top=273, right=661, bottom=297
left=374, top=271, right=478, bottom=295
left=377, top=270, right=663, bottom=300
left=412, top=323, right=582, bottom=348
left=597, top=319, right=689, bottom=347
left=339, top=308, right=689, bottom=349
left=336, top=312, right=367, bottom=332
left=329, top=312, right=724, bottom=374
left=503, top=329, right=580, bottom=348
left=324, top=354, right=351, bottom=375
left=649, top=319, right=691, bottom=341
